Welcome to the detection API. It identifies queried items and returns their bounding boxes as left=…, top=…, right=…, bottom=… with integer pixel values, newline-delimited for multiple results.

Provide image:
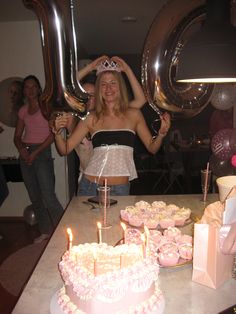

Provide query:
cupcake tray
left=120, top=215, right=193, bottom=231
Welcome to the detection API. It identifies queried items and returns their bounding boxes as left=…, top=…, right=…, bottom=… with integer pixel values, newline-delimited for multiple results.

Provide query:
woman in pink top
left=14, top=75, right=63, bottom=243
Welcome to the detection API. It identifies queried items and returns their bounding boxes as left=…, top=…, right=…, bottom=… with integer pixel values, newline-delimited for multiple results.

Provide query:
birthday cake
left=54, top=243, right=165, bottom=314
left=120, top=201, right=191, bottom=229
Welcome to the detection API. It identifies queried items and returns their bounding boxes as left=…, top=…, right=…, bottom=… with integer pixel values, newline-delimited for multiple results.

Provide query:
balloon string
left=64, top=128, right=69, bottom=203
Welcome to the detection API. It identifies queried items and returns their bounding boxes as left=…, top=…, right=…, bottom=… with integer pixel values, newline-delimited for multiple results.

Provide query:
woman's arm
left=76, top=55, right=108, bottom=82
left=134, top=110, right=171, bottom=154
left=111, top=56, right=146, bottom=109
left=14, top=118, right=30, bottom=161
left=53, top=113, right=91, bottom=155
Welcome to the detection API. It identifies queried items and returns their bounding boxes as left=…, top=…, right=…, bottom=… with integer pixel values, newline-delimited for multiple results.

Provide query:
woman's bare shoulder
left=126, top=107, right=142, bottom=118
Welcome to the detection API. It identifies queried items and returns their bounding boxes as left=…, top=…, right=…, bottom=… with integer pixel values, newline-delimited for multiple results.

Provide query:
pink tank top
left=18, top=105, right=50, bottom=143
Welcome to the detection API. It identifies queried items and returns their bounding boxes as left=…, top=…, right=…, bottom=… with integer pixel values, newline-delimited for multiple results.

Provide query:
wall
left=0, top=20, right=68, bottom=216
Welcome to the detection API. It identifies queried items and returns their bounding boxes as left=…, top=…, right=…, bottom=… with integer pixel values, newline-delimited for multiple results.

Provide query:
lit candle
left=66, top=227, right=73, bottom=251
left=120, top=253, right=125, bottom=268
left=120, top=222, right=127, bottom=243
left=93, top=251, right=98, bottom=276
left=97, top=222, right=102, bottom=244
left=141, top=233, right=146, bottom=259
left=144, top=225, right=150, bottom=257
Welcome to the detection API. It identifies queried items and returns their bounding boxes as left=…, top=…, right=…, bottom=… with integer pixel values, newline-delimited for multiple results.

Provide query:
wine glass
left=201, top=169, right=212, bottom=202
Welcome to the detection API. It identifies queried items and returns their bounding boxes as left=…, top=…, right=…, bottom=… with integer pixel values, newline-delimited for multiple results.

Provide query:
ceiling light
left=176, top=0, right=236, bottom=83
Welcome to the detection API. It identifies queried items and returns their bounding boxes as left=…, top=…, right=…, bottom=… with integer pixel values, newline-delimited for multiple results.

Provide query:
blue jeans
left=20, top=145, right=64, bottom=234
left=78, top=176, right=130, bottom=196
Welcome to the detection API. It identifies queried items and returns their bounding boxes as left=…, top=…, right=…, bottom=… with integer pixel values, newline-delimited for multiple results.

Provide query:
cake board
left=50, top=289, right=165, bottom=314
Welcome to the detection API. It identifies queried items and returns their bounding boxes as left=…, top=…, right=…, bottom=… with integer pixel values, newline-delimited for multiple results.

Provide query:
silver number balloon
left=142, top=0, right=214, bottom=119
left=23, top=0, right=88, bottom=118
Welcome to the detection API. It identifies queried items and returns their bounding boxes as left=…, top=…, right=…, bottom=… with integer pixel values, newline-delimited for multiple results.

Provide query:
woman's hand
left=52, top=112, right=70, bottom=135
left=91, top=55, right=109, bottom=71
left=159, top=112, right=171, bottom=137
left=111, top=56, right=130, bottom=73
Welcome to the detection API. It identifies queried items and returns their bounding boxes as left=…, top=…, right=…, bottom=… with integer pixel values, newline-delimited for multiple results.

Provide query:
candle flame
left=97, top=222, right=102, bottom=229
left=67, top=227, right=73, bottom=242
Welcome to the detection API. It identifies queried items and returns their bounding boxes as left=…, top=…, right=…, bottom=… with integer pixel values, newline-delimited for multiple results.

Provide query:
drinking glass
left=97, top=186, right=112, bottom=229
left=201, top=169, right=212, bottom=202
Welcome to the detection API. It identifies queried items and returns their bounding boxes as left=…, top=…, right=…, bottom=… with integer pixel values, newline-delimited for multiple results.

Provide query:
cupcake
left=172, top=214, right=186, bottom=227
left=158, top=251, right=180, bottom=267
left=177, top=234, right=193, bottom=245
left=125, top=228, right=143, bottom=245
left=128, top=215, right=143, bottom=227
left=159, top=217, right=175, bottom=229
left=144, top=218, right=159, bottom=229
left=178, top=244, right=193, bottom=260
left=120, top=209, right=129, bottom=222
left=158, top=241, right=178, bottom=253
left=163, top=227, right=182, bottom=241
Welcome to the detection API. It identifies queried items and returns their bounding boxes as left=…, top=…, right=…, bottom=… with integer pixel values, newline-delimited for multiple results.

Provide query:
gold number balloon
left=142, top=0, right=214, bottom=119
left=23, top=0, right=88, bottom=118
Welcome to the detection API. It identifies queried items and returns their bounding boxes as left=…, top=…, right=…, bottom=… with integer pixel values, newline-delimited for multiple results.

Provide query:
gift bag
left=192, top=222, right=234, bottom=289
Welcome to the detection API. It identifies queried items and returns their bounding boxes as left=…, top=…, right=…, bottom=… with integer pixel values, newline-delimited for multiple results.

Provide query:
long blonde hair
left=94, top=71, right=129, bottom=120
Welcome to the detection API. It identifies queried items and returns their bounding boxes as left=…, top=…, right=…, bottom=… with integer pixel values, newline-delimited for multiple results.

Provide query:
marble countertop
left=12, top=194, right=236, bottom=314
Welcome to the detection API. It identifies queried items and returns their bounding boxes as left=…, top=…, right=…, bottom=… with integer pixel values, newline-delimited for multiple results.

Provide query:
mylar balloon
left=211, top=84, right=236, bottom=110
left=141, top=0, right=214, bottom=119
left=211, top=128, right=233, bottom=161
left=23, top=0, right=88, bottom=119
left=209, top=154, right=235, bottom=177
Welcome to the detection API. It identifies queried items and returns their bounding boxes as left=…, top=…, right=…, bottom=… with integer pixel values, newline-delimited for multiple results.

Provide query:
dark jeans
left=78, top=175, right=130, bottom=196
left=20, top=145, right=63, bottom=234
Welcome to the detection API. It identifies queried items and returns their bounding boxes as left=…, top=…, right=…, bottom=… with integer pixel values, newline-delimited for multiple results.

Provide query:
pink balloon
left=231, top=155, right=236, bottom=168
left=211, top=128, right=233, bottom=161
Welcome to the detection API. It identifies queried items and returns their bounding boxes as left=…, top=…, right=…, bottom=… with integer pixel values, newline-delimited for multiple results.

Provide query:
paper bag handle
left=222, top=185, right=236, bottom=204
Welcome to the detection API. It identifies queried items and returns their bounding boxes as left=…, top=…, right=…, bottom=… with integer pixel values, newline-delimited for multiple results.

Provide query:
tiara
left=96, top=60, right=121, bottom=75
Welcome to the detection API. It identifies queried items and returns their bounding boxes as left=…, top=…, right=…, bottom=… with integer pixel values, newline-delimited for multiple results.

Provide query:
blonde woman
left=54, top=57, right=170, bottom=195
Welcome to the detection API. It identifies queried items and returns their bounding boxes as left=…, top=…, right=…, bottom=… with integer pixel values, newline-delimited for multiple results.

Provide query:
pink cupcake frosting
left=177, top=234, right=193, bottom=245
left=163, top=227, right=182, bottom=241
left=158, top=241, right=178, bottom=253
left=178, top=244, right=193, bottom=260
left=159, top=217, right=175, bottom=229
left=158, top=251, right=180, bottom=267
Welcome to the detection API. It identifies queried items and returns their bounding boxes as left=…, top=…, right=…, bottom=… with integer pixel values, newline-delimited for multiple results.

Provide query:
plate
left=120, top=215, right=193, bottom=231
left=158, top=258, right=192, bottom=269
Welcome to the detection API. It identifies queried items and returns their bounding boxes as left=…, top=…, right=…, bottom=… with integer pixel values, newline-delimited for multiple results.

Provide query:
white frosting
left=57, top=243, right=164, bottom=314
